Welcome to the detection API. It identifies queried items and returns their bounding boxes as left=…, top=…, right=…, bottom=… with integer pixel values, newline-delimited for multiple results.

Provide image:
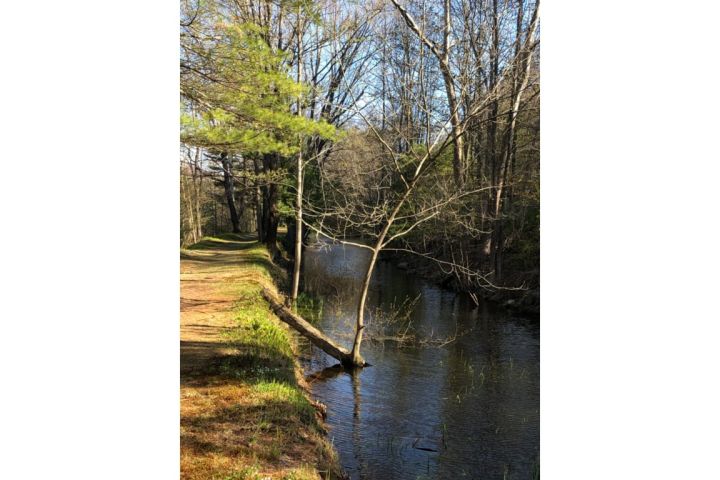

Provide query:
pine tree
left=181, top=20, right=334, bottom=156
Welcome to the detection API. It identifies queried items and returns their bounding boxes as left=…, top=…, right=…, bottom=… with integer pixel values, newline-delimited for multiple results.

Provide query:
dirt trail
left=180, top=234, right=258, bottom=374
left=180, top=234, right=341, bottom=480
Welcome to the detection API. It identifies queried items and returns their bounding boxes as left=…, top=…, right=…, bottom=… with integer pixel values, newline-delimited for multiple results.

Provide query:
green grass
left=252, top=381, right=317, bottom=423
left=295, top=292, right=324, bottom=324
left=219, top=268, right=297, bottom=386
left=219, top=466, right=261, bottom=480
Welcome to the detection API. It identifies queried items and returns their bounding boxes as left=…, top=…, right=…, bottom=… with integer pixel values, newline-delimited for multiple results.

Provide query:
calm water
left=300, top=242, right=539, bottom=480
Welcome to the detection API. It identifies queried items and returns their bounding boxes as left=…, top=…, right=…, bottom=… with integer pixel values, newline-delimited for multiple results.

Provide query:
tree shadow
left=184, top=235, right=288, bottom=281
left=185, top=234, right=257, bottom=251
left=181, top=391, right=320, bottom=463
left=305, top=364, right=346, bottom=384
left=182, top=341, right=298, bottom=387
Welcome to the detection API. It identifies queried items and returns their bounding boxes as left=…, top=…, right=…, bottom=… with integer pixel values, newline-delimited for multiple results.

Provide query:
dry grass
left=180, top=234, right=342, bottom=480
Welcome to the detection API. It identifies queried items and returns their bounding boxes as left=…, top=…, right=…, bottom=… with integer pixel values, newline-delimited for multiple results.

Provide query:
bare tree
left=180, top=145, right=205, bottom=245
left=389, top=0, right=467, bottom=187
left=291, top=4, right=305, bottom=303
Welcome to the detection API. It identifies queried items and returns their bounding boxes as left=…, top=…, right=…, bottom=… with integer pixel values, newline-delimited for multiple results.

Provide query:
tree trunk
left=441, top=0, right=465, bottom=187
left=350, top=247, right=379, bottom=365
left=253, top=157, right=264, bottom=242
left=291, top=149, right=303, bottom=301
left=192, top=146, right=203, bottom=241
left=350, top=180, right=417, bottom=365
left=442, top=70, right=466, bottom=188
left=485, top=0, right=501, bottom=273
left=181, top=174, right=197, bottom=245
left=262, top=288, right=359, bottom=366
left=491, top=0, right=539, bottom=281
left=291, top=9, right=304, bottom=303
left=220, top=152, right=241, bottom=233
left=262, top=154, right=280, bottom=257
left=389, top=0, right=465, bottom=187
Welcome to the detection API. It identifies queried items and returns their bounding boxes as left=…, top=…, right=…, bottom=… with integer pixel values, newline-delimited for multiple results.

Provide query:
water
left=300, top=242, right=539, bottom=480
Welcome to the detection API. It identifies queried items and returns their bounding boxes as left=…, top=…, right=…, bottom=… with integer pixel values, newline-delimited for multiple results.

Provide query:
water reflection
left=301, top=242, right=539, bottom=480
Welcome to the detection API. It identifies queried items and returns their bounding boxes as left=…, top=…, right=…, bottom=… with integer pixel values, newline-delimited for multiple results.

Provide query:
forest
left=181, top=0, right=539, bottom=313
left=180, top=0, right=539, bottom=477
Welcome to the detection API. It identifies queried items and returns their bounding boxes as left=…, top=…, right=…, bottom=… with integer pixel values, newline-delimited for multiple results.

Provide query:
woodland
left=181, top=0, right=540, bottom=366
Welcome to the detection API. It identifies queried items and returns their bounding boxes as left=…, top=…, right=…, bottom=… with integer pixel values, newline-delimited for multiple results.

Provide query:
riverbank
left=380, top=250, right=540, bottom=316
left=180, top=233, right=342, bottom=480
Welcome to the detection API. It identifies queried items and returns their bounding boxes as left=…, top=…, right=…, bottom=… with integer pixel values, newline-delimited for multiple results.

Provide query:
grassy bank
left=180, top=234, right=341, bottom=480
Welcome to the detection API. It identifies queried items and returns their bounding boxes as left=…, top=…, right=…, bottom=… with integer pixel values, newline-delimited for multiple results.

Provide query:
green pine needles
left=181, top=20, right=335, bottom=156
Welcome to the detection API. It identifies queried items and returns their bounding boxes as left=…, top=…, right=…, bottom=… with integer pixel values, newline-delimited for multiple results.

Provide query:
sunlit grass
left=252, top=381, right=316, bottom=423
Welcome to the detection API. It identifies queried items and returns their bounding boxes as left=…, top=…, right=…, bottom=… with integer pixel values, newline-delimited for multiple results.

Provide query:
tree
left=180, top=145, right=205, bottom=245
left=205, top=151, right=242, bottom=233
left=291, top=2, right=305, bottom=303
left=181, top=3, right=335, bottom=255
left=389, top=0, right=467, bottom=187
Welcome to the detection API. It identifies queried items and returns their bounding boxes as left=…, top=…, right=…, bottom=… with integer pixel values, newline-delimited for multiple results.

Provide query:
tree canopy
left=181, top=15, right=335, bottom=156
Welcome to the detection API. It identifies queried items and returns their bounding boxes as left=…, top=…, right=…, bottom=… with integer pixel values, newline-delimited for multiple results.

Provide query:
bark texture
left=262, top=288, right=366, bottom=367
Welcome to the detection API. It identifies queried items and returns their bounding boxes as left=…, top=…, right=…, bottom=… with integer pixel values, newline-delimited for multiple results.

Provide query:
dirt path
left=180, top=234, right=258, bottom=374
left=180, top=234, right=341, bottom=480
